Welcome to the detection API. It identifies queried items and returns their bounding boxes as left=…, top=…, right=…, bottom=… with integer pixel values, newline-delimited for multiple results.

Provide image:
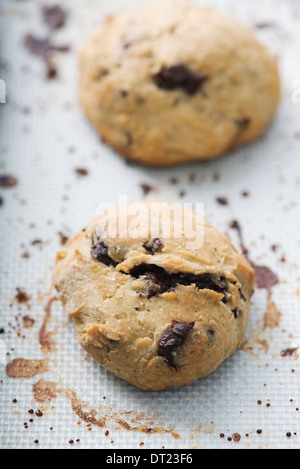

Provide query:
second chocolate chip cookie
left=79, top=1, right=280, bottom=166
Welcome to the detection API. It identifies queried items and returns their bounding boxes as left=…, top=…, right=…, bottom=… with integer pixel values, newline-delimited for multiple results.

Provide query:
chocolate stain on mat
left=5, top=298, right=58, bottom=378
left=39, top=296, right=57, bottom=352
left=5, top=358, right=48, bottom=378
left=24, top=35, right=70, bottom=79
left=31, top=379, right=180, bottom=439
left=229, top=220, right=281, bottom=330
left=280, top=347, right=299, bottom=359
left=15, top=288, right=31, bottom=303
left=24, top=5, right=69, bottom=79
left=42, top=5, right=68, bottom=30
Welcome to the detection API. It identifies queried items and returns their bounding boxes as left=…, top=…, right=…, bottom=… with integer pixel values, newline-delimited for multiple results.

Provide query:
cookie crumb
left=75, top=168, right=88, bottom=176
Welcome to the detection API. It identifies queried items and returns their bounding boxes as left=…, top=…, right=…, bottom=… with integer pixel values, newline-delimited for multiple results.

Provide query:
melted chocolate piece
left=91, top=241, right=117, bottom=267
left=143, top=238, right=164, bottom=255
left=128, top=263, right=228, bottom=299
left=157, top=321, right=194, bottom=367
left=153, top=65, right=207, bottom=95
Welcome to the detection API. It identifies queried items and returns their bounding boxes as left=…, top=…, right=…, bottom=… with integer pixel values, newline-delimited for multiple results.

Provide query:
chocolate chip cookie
left=78, top=1, right=280, bottom=166
left=52, top=200, right=255, bottom=390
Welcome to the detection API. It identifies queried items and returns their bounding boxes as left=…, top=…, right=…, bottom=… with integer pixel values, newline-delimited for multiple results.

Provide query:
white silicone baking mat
left=0, top=0, right=299, bottom=449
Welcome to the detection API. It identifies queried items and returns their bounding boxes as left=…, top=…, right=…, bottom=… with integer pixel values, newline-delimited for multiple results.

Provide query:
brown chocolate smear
left=32, top=378, right=60, bottom=402
left=15, top=288, right=31, bottom=303
left=39, top=296, right=57, bottom=352
left=153, top=65, right=207, bottom=95
left=128, top=263, right=228, bottom=300
left=22, top=315, right=35, bottom=328
left=254, top=265, right=279, bottom=290
left=0, top=175, right=18, bottom=188
left=24, top=34, right=70, bottom=79
left=6, top=358, right=48, bottom=378
left=42, top=5, right=68, bottom=30
left=229, top=219, right=279, bottom=290
left=229, top=220, right=282, bottom=330
left=157, top=321, right=194, bottom=367
left=263, top=291, right=282, bottom=329
left=280, top=347, right=299, bottom=359
left=24, top=34, right=69, bottom=58
left=31, top=379, right=180, bottom=438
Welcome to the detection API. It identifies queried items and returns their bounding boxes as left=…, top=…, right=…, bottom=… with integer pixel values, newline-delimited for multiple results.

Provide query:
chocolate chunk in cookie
left=158, top=321, right=195, bottom=367
left=143, top=238, right=164, bottom=254
left=91, top=241, right=117, bottom=267
left=128, top=263, right=228, bottom=300
left=153, top=65, right=207, bottom=95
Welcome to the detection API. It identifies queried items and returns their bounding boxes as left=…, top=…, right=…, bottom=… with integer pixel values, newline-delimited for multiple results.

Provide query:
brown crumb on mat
left=15, top=288, right=31, bottom=303
left=0, top=175, right=18, bottom=188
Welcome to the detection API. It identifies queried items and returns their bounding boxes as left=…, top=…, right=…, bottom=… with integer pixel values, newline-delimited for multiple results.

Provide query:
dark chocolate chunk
left=143, top=238, right=164, bottom=255
left=157, top=321, right=194, bottom=367
left=206, top=328, right=215, bottom=339
left=153, top=65, right=207, bottom=95
left=232, top=308, right=242, bottom=319
left=128, top=263, right=228, bottom=300
left=91, top=241, right=117, bottom=267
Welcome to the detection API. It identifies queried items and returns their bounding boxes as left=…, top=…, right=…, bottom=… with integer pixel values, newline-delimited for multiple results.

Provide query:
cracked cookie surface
left=79, top=1, right=280, bottom=166
left=53, top=200, right=255, bottom=390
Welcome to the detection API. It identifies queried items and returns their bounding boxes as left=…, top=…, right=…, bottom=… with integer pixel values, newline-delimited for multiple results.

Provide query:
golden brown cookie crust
left=53, top=200, right=255, bottom=390
left=78, top=1, right=280, bottom=166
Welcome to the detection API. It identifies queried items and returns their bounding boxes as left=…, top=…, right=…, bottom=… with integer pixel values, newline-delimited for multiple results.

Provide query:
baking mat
left=0, top=0, right=299, bottom=449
